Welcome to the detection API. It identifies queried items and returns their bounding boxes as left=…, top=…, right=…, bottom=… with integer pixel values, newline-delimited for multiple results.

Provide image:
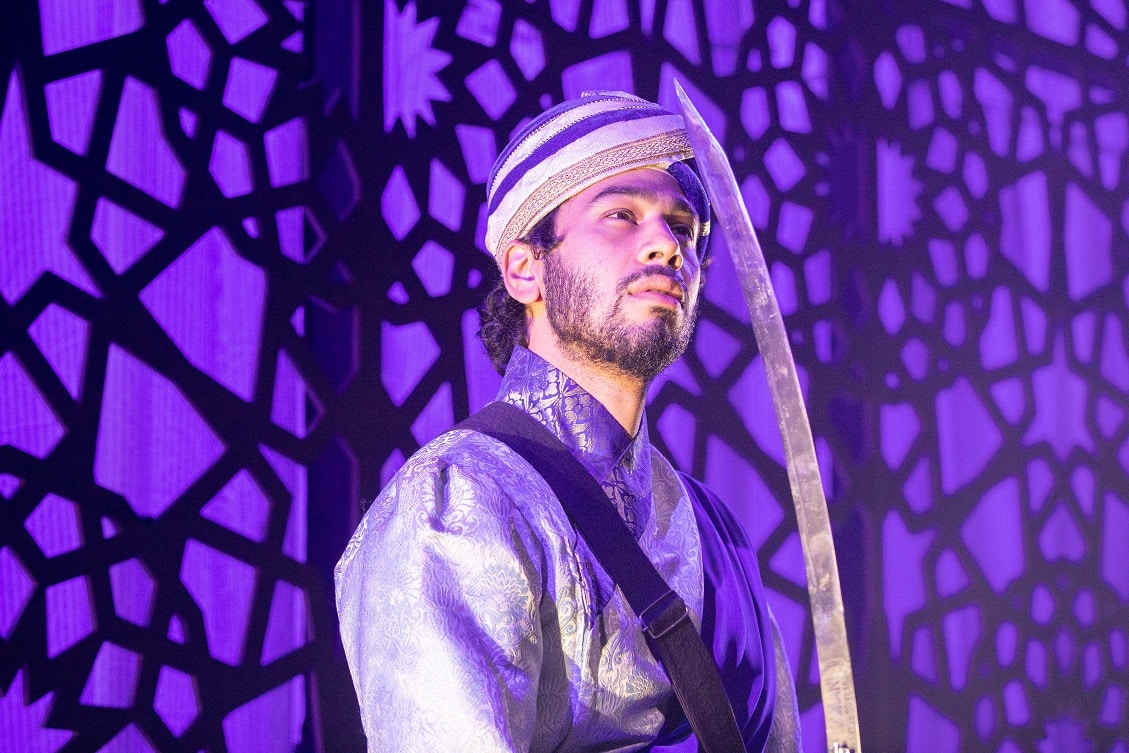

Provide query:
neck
left=525, top=338, right=648, bottom=436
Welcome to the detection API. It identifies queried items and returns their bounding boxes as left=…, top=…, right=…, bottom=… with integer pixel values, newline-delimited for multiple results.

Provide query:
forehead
left=567, top=167, right=695, bottom=215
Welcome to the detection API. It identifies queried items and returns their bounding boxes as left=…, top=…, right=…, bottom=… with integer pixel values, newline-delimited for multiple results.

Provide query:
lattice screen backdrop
left=2, top=0, right=1129, bottom=752
left=0, top=0, right=357, bottom=751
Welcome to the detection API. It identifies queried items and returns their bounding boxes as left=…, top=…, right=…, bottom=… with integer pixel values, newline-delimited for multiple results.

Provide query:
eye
left=669, top=221, right=697, bottom=243
left=607, top=209, right=636, bottom=222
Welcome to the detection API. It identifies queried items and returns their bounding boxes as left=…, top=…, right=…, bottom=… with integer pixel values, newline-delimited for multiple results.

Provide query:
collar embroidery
left=497, top=347, right=652, bottom=535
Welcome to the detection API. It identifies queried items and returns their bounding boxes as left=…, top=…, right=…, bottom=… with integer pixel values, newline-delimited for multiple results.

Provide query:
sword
left=675, top=81, right=862, bottom=753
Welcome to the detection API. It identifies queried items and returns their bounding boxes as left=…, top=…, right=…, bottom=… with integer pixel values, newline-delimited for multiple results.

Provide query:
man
left=336, top=91, right=800, bottom=751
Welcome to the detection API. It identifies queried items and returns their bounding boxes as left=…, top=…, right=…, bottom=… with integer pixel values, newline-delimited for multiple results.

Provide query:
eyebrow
left=584, top=185, right=698, bottom=221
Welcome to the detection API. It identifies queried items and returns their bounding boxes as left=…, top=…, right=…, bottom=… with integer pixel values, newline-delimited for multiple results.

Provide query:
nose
left=638, top=219, right=684, bottom=270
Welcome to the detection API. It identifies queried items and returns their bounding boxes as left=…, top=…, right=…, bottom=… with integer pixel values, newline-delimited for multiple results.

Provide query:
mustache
left=616, top=266, right=688, bottom=299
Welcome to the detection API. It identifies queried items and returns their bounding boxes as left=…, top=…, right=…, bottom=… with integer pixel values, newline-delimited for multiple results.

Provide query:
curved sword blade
left=675, top=80, right=862, bottom=753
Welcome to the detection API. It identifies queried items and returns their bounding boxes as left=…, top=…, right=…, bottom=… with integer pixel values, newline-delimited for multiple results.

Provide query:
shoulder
left=366, top=427, right=557, bottom=530
left=336, top=428, right=561, bottom=579
left=410, top=426, right=532, bottom=479
left=383, top=428, right=539, bottom=506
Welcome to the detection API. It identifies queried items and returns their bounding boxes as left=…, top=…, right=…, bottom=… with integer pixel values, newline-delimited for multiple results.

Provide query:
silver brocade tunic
left=336, top=347, right=739, bottom=752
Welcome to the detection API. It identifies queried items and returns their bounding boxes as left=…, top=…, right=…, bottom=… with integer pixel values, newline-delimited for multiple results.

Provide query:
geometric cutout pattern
left=45, top=575, right=95, bottom=659
left=109, top=558, right=156, bottom=627
left=0, top=669, right=72, bottom=753
left=271, top=348, right=321, bottom=439
left=209, top=130, right=255, bottom=198
left=167, top=19, right=213, bottom=90
left=261, top=579, right=309, bottom=665
left=38, top=0, right=142, bottom=56
left=79, top=642, right=141, bottom=708
left=106, top=77, right=187, bottom=209
left=221, top=674, right=306, bottom=752
left=44, top=69, right=103, bottom=156
left=180, top=540, right=257, bottom=667
left=200, top=469, right=272, bottom=542
left=154, top=665, right=199, bottom=737
left=95, top=723, right=157, bottom=753
left=24, top=493, right=83, bottom=558
left=0, top=548, right=35, bottom=641
left=90, top=197, right=166, bottom=275
left=0, top=1, right=341, bottom=750
left=139, top=227, right=266, bottom=401
left=0, top=354, right=66, bottom=459
left=0, top=68, right=98, bottom=305
left=5, top=3, right=1129, bottom=753
left=94, top=345, right=227, bottom=518
left=27, top=303, right=92, bottom=399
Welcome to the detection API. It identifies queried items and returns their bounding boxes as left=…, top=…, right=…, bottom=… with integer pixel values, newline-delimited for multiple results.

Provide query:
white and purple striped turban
left=485, top=91, right=711, bottom=264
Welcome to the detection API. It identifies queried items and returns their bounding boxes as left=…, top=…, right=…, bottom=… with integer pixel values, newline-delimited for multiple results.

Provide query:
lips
left=628, top=275, right=685, bottom=307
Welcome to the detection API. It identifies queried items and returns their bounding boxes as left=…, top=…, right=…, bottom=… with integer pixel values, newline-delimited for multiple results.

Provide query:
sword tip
left=672, top=79, right=693, bottom=114
left=672, top=79, right=714, bottom=156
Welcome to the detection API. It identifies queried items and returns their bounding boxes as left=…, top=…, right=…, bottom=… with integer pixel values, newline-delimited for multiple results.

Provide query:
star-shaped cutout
left=0, top=69, right=98, bottom=304
left=383, top=0, right=452, bottom=137
left=0, top=669, right=73, bottom=753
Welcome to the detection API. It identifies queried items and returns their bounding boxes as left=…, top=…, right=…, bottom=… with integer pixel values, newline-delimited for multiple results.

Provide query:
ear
left=500, top=240, right=543, bottom=305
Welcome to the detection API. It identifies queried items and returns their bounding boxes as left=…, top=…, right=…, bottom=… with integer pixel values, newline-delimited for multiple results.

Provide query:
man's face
left=541, top=167, right=703, bottom=382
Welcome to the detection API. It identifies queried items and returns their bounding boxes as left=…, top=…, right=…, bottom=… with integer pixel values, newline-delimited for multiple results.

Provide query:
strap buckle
left=640, top=590, right=691, bottom=640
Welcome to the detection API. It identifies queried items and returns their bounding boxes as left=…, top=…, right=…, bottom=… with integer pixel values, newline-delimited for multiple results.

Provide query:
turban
left=485, top=91, right=711, bottom=263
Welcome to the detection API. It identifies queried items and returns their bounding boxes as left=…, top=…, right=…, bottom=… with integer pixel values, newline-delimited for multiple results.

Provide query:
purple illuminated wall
left=369, top=0, right=1129, bottom=751
left=0, top=0, right=364, bottom=751
left=4, top=0, right=1129, bottom=752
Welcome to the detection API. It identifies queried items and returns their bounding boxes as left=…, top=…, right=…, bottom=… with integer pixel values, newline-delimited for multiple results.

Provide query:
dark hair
left=478, top=209, right=561, bottom=374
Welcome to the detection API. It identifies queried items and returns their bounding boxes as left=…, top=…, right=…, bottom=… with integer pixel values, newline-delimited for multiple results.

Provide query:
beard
left=542, top=253, right=698, bottom=382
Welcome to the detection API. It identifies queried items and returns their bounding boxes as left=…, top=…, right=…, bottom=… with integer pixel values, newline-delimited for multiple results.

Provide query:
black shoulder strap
left=458, top=401, right=746, bottom=753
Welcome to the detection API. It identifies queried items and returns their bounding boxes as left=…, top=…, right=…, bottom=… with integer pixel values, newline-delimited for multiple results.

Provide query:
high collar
left=496, top=347, right=652, bottom=517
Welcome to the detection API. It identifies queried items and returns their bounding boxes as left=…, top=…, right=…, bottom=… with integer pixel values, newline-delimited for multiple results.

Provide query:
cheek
left=686, top=275, right=702, bottom=306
